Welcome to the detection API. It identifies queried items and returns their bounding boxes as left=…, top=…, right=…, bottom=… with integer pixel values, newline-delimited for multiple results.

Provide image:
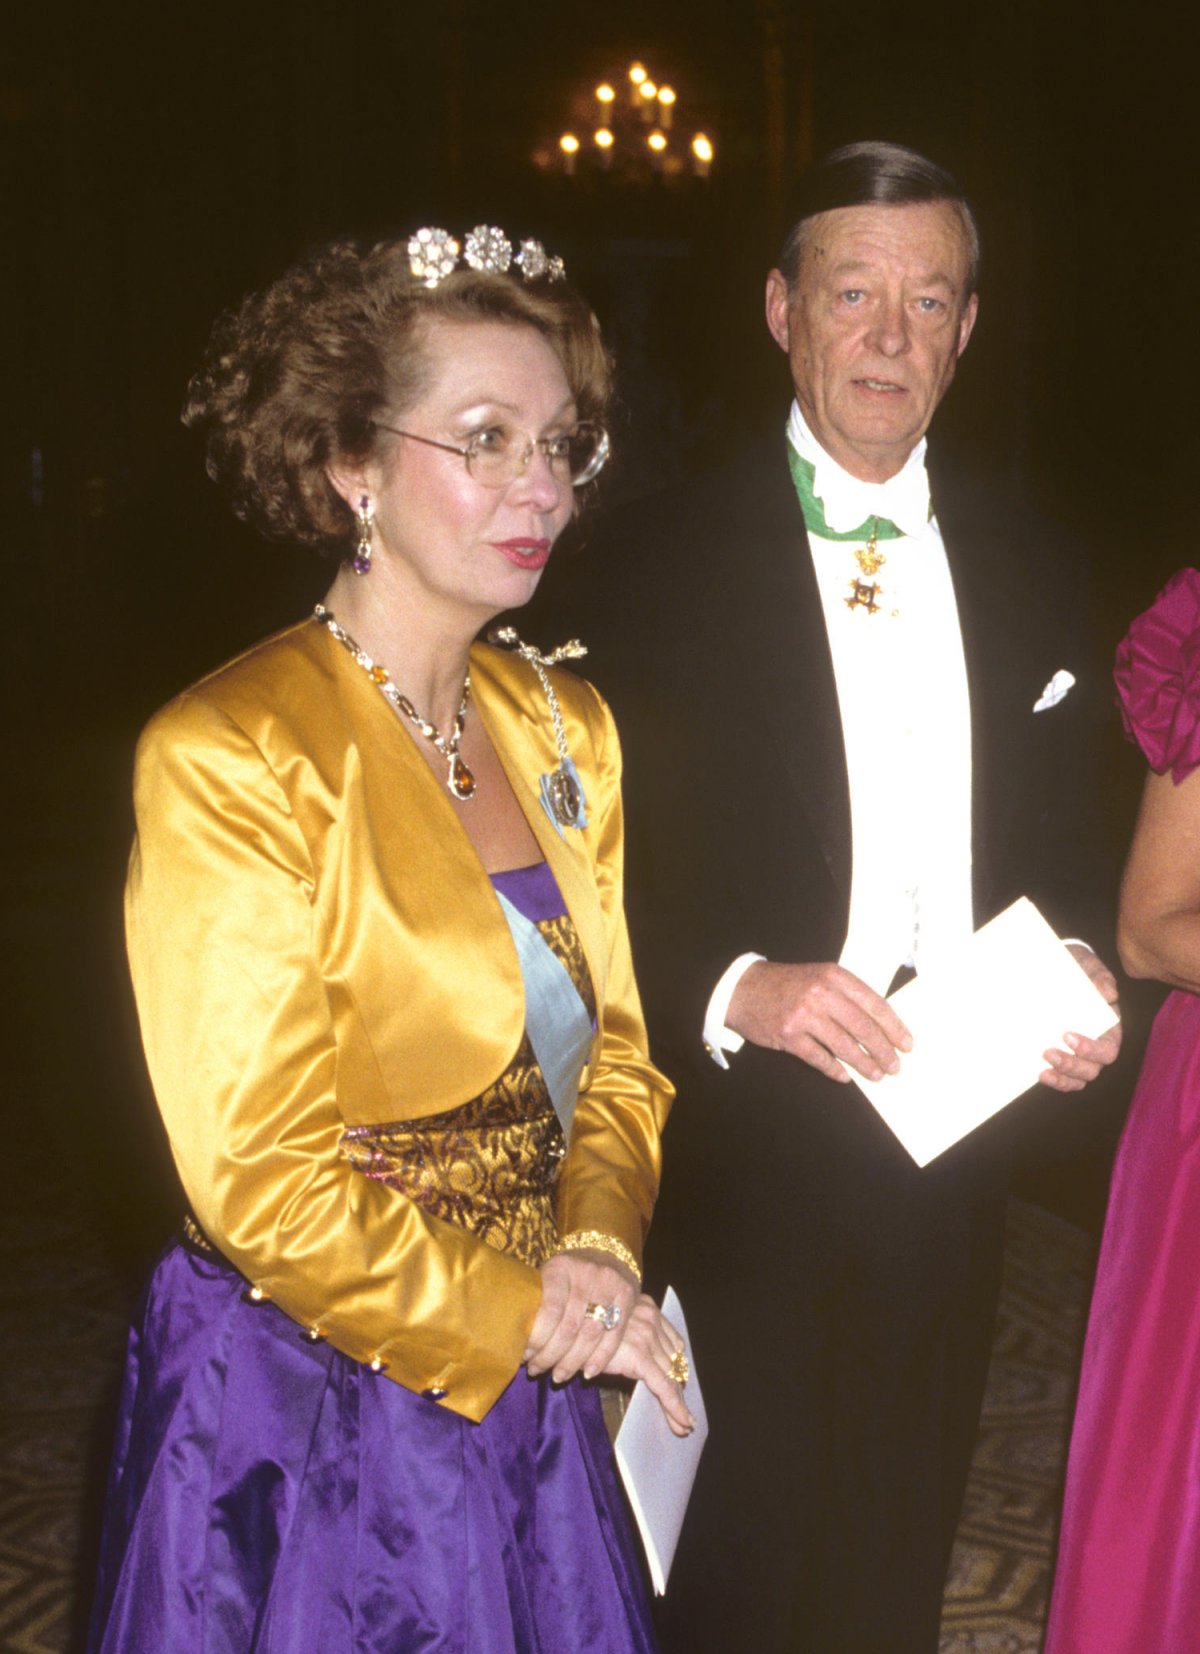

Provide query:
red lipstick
left=491, top=538, right=551, bottom=569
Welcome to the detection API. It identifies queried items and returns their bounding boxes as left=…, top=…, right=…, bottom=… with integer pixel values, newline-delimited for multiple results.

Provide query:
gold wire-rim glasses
left=373, top=420, right=610, bottom=489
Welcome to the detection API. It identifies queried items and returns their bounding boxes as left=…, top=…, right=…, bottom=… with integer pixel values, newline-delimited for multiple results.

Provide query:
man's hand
left=727, top=959, right=912, bottom=1083
left=1039, top=944, right=1123, bottom=1092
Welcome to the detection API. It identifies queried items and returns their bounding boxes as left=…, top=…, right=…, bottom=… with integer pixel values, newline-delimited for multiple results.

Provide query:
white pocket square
left=1033, top=669, right=1076, bottom=712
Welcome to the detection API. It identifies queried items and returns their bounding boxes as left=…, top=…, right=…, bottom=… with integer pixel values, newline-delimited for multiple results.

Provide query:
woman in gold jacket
left=88, top=230, right=684, bottom=1654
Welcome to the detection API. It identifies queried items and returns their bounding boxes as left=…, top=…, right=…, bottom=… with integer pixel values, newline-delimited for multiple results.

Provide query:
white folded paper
left=855, top=897, right=1120, bottom=1167
left=614, top=1287, right=708, bottom=1594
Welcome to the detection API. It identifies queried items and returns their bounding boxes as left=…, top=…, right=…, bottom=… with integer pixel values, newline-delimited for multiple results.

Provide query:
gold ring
left=669, top=1349, right=690, bottom=1386
left=583, top=1301, right=621, bottom=1332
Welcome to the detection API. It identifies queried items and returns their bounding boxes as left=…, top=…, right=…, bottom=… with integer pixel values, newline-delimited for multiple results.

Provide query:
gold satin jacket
left=125, top=617, right=673, bottom=1421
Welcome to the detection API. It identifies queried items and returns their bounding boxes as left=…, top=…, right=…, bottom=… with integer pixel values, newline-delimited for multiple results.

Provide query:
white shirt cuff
left=702, top=952, right=766, bottom=1070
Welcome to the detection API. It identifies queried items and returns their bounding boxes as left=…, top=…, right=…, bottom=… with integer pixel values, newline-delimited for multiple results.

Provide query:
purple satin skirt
left=87, top=1240, right=657, bottom=1653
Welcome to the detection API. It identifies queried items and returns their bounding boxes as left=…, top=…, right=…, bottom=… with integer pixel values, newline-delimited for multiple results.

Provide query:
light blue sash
left=494, top=890, right=593, bottom=1140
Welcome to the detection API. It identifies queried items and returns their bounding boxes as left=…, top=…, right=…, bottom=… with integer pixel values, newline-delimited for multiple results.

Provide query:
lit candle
left=594, top=127, right=614, bottom=170
left=657, top=84, right=676, bottom=131
left=638, top=79, right=658, bottom=122
left=648, top=129, right=667, bottom=172
left=628, top=61, right=646, bottom=107
left=595, top=82, right=615, bottom=108
left=691, top=133, right=713, bottom=178
left=560, top=132, right=580, bottom=176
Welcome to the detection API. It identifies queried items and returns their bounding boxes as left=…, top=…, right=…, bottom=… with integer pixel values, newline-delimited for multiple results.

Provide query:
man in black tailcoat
left=540, top=142, right=1122, bottom=1652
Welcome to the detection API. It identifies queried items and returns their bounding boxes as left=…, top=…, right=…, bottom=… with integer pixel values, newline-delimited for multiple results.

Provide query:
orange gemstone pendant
left=449, top=755, right=476, bottom=800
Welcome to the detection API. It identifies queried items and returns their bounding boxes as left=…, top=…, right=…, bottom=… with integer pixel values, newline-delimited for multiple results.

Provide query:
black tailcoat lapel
left=709, top=438, right=851, bottom=904
left=929, top=455, right=1085, bottom=928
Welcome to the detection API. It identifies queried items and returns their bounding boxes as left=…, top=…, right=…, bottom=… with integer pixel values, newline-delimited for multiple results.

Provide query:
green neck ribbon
left=787, top=446, right=905, bottom=543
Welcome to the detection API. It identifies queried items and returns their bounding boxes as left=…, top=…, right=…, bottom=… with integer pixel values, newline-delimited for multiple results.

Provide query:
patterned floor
left=0, top=1195, right=131, bottom=1653
left=0, top=1182, right=1095, bottom=1654
left=939, top=1201, right=1096, bottom=1654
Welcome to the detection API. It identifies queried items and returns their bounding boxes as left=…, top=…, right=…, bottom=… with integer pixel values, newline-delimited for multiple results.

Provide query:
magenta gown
left=1045, top=568, right=1200, bottom=1654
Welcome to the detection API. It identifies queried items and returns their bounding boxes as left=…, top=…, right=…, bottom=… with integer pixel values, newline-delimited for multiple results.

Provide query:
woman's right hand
left=598, top=1295, right=696, bottom=1437
left=526, top=1256, right=695, bottom=1436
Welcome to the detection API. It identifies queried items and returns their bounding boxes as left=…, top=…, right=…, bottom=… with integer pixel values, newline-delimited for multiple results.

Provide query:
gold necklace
left=845, top=521, right=887, bottom=615
left=315, top=606, right=475, bottom=801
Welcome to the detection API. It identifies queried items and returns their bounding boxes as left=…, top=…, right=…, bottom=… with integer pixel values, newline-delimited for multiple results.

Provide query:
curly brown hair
left=182, top=238, right=614, bottom=554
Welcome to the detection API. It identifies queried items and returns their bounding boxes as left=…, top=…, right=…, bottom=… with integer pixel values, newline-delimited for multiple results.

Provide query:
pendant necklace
left=314, top=605, right=476, bottom=801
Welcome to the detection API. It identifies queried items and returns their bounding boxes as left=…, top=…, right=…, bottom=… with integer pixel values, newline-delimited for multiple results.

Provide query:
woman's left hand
left=525, top=1249, right=639, bottom=1385
left=597, top=1295, right=696, bottom=1437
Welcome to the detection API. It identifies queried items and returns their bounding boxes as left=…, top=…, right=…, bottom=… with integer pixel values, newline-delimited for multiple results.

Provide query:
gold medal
left=845, top=523, right=887, bottom=615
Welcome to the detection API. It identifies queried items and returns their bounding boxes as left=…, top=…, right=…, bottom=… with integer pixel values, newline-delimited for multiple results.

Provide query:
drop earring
left=352, top=495, right=373, bottom=575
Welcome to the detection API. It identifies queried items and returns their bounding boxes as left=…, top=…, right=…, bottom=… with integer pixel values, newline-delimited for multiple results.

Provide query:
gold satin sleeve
left=125, top=692, right=542, bottom=1422
left=552, top=681, right=674, bottom=1272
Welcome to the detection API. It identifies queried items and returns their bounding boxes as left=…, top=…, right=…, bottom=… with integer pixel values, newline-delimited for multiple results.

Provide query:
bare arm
left=1118, top=766, right=1200, bottom=990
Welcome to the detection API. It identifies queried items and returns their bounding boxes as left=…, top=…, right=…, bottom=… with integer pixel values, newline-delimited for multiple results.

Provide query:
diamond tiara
left=407, top=226, right=567, bottom=290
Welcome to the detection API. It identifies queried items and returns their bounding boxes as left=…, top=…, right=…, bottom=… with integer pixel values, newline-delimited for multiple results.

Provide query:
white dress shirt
left=703, top=405, right=975, bottom=1066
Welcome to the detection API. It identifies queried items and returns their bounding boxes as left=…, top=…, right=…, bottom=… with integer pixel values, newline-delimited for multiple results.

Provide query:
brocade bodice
left=341, top=862, right=597, bottom=1269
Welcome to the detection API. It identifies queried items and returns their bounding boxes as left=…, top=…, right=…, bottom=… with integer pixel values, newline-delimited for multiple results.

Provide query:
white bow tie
left=812, top=451, right=931, bottom=538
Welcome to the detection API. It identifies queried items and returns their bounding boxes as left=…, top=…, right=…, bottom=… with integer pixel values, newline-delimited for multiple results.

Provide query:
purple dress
left=88, top=861, right=656, bottom=1654
left=1045, top=569, right=1200, bottom=1653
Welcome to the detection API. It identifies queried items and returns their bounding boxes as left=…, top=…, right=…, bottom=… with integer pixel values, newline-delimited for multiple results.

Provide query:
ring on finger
left=668, top=1349, right=690, bottom=1386
left=583, top=1301, right=622, bottom=1332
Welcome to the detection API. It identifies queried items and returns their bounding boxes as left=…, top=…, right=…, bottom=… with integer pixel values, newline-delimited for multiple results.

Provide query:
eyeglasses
left=373, top=419, right=610, bottom=489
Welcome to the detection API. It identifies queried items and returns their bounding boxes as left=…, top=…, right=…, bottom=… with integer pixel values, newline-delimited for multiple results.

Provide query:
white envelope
left=855, top=897, right=1119, bottom=1166
left=614, top=1287, right=708, bottom=1594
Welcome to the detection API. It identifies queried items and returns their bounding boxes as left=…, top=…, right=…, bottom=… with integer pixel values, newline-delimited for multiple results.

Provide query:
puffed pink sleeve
left=1114, top=568, right=1200, bottom=783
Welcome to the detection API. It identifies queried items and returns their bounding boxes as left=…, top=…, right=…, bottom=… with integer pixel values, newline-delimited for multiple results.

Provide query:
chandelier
left=535, top=60, right=715, bottom=182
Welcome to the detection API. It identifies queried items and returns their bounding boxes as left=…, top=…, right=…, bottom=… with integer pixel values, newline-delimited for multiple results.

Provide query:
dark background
left=4, top=0, right=1193, bottom=1274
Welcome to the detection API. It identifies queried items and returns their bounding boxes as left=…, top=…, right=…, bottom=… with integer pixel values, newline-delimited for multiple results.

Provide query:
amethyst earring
left=352, top=495, right=373, bottom=575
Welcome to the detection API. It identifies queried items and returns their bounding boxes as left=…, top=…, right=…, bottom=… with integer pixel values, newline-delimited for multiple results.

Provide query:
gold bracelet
left=551, top=1230, right=642, bottom=1287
